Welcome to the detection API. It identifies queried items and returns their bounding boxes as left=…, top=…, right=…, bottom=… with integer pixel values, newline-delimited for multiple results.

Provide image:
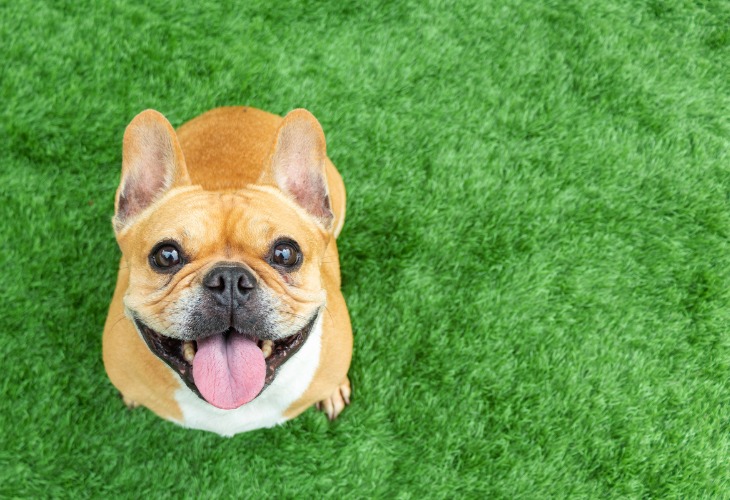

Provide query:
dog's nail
left=340, top=384, right=351, bottom=405
left=261, top=340, right=274, bottom=359
left=182, top=341, right=196, bottom=363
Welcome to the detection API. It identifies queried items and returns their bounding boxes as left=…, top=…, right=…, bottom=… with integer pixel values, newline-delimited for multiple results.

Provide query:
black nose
left=203, top=265, right=257, bottom=306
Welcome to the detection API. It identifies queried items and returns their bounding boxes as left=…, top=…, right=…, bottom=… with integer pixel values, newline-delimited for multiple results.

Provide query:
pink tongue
left=192, top=334, right=266, bottom=410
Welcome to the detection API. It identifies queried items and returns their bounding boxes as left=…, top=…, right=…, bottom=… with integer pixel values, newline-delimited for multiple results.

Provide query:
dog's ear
left=261, top=109, right=334, bottom=229
left=114, top=110, right=190, bottom=232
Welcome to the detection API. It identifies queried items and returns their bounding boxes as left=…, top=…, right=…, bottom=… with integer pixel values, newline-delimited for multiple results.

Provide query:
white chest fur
left=172, top=314, right=323, bottom=436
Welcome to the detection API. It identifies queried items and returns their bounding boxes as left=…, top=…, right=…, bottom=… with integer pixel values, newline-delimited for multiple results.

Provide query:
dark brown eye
left=151, top=244, right=182, bottom=269
left=272, top=242, right=300, bottom=268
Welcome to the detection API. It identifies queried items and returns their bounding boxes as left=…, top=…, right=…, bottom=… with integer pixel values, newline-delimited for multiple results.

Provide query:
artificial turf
left=2, top=0, right=730, bottom=496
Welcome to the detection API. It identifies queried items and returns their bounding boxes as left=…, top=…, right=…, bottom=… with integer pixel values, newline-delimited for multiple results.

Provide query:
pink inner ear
left=272, top=116, right=333, bottom=225
left=117, top=162, right=168, bottom=222
left=117, top=120, right=178, bottom=226
left=280, top=170, right=332, bottom=220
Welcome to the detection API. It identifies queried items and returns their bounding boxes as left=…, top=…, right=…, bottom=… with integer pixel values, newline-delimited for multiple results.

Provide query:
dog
left=102, top=107, right=353, bottom=436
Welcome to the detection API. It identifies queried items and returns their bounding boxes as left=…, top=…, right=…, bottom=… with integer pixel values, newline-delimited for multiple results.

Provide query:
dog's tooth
left=183, top=341, right=195, bottom=363
left=261, top=340, right=274, bottom=359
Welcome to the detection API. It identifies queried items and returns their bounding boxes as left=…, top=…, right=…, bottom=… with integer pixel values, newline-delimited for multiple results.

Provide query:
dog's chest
left=173, top=316, right=323, bottom=436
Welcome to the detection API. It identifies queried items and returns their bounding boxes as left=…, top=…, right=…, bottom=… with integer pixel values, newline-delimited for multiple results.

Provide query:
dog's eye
left=151, top=244, right=182, bottom=269
left=272, top=242, right=300, bottom=268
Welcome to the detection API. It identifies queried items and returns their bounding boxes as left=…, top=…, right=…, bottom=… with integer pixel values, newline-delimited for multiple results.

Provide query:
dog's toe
left=315, top=377, right=351, bottom=421
left=121, top=394, right=140, bottom=410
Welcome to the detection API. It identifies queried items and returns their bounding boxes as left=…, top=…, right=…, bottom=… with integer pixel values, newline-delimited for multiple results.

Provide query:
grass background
left=2, top=0, right=730, bottom=496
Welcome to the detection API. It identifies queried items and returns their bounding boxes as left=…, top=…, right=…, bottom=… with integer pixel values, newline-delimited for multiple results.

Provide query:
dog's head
left=113, top=109, right=334, bottom=410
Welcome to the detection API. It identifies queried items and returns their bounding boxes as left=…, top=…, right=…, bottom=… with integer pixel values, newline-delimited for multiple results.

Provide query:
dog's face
left=113, top=109, right=334, bottom=410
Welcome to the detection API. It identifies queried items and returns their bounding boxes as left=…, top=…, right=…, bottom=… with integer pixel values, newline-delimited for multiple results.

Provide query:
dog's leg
left=315, top=377, right=351, bottom=421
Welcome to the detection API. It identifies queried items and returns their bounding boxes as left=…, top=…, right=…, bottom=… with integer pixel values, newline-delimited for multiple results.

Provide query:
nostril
left=204, top=272, right=226, bottom=292
left=238, top=275, right=255, bottom=292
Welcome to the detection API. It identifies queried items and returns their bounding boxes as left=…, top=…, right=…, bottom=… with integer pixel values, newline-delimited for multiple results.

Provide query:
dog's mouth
left=133, top=316, right=315, bottom=410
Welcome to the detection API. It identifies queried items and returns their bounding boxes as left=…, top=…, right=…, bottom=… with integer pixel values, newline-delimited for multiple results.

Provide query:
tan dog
left=103, top=107, right=352, bottom=436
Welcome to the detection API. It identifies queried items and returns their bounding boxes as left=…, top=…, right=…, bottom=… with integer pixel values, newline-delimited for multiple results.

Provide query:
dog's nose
left=203, top=265, right=257, bottom=306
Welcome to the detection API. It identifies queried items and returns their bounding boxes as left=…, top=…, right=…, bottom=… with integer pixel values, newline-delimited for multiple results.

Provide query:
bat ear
left=261, top=109, right=333, bottom=229
left=113, top=110, right=190, bottom=232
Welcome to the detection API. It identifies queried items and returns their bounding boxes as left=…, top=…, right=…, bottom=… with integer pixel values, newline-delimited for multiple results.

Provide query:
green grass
left=2, top=0, right=730, bottom=496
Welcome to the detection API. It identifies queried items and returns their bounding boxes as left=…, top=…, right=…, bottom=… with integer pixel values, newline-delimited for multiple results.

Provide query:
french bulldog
left=102, top=107, right=353, bottom=436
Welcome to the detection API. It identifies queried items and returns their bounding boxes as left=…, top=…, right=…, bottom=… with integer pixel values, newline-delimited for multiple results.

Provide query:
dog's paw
left=315, top=378, right=351, bottom=421
left=121, top=393, right=140, bottom=410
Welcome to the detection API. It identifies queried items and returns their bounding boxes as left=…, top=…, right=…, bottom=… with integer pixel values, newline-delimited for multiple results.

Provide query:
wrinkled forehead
left=123, top=187, right=326, bottom=258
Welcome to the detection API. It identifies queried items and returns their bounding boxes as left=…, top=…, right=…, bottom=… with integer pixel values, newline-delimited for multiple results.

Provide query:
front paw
left=315, top=377, right=351, bottom=421
left=120, top=393, right=139, bottom=410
